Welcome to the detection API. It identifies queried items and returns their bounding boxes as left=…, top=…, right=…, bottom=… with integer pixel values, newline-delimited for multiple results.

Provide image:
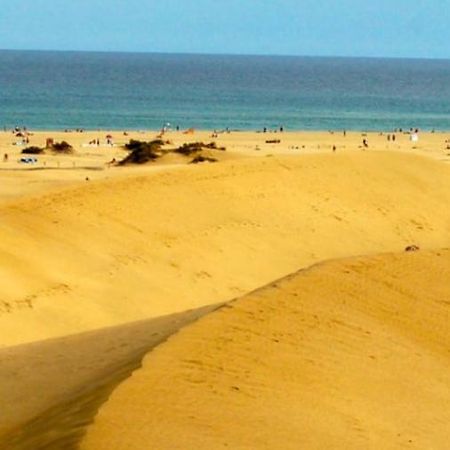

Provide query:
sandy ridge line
left=0, top=249, right=409, bottom=450
left=1, top=247, right=424, bottom=449
left=0, top=303, right=223, bottom=450
left=0, top=149, right=443, bottom=210
left=1, top=151, right=449, bottom=346
left=82, top=248, right=450, bottom=450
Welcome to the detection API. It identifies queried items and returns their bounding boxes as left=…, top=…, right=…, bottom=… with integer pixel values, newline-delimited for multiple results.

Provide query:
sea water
left=1, top=50, right=450, bottom=131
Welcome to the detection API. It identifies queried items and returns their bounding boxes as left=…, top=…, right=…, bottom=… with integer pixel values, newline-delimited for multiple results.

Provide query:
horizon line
left=1, top=48, right=449, bottom=62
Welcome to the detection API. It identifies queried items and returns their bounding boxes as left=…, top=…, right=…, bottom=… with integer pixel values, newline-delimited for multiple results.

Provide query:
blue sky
left=0, top=0, right=448, bottom=58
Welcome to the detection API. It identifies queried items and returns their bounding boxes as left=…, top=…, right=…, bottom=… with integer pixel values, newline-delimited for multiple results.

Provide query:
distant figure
left=3, top=153, right=8, bottom=162
left=362, top=139, right=368, bottom=148
left=332, top=145, right=336, bottom=152
left=263, top=127, right=267, bottom=133
left=343, top=130, right=346, bottom=137
left=392, top=134, right=396, bottom=142
left=96, top=138, right=100, bottom=146
left=387, top=134, right=391, bottom=141
left=176, top=125, right=180, bottom=131
left=280, top=126, right=284, bottom=132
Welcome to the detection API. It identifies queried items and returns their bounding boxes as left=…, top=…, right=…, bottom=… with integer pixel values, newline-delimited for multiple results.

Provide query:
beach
left=0, top=129, right=449, bottom=449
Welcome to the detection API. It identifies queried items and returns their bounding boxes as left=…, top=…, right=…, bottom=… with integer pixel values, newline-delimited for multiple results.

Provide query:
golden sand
left=0, top=305, right=220, bottom=450
left=81, top=250, right=450, bottom=450
left=0, top=147, right=449, bottom=346
left=0, top=130, right=449, bottom=448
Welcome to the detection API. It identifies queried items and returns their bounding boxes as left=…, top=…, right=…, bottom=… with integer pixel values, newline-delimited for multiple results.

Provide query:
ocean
left=1, top=50, right=450, bottom=131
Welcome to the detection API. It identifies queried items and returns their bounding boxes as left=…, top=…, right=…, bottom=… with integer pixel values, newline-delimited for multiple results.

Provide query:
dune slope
left=81, top=249, right=450, bottom=450
left=0, top=152, right=449, bottom=346
left=0, top=304, right=220, bottom=450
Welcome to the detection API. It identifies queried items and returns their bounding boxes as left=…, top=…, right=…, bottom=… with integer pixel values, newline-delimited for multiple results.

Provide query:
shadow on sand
left=0, top=303, right=222, bottom=450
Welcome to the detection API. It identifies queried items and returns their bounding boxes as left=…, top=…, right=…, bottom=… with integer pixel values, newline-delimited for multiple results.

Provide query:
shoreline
left=4, top=128, right=450, bottom=133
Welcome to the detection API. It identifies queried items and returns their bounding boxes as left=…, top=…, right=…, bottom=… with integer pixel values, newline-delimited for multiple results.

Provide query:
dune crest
left=1, top=152, right=449, bottom=347
left=81, top=249, right=450, bottom=450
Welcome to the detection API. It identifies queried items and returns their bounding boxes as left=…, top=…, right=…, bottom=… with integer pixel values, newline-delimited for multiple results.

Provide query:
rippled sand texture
left=1, top=151, right=449, bottom=347
left=0, top=305, right=220, bottom=450
left=82, top=250, right=450, bottom=450
left=0, top=134, right=449, bottom=449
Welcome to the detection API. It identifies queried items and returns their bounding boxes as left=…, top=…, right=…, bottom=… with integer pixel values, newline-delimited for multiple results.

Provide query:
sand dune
left=0, top=142, right=449, bottom=449
left=0, top=304, right=220, bottom=450
left=0, top=151, right=449, bottom=347
left=81, top=249, right=450, bottom=450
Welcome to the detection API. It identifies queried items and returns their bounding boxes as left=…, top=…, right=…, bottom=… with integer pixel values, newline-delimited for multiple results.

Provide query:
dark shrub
left=175, top=142, right=225, bottom=155
left=204, top=142, right=226, bottom=151
left=125, top=139, right=166, bottom=151
left=175, top=142, right=204, bottom=155
left=190, top=155, right=218, bottom=164
left=22, top=146, right=44, bottom=155
left=51, top=141, right=73, bottom=153
left=119, top=140, right=162, bottom=165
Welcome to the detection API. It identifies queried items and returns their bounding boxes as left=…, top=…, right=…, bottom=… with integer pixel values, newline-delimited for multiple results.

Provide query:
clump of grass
left=175, top=142, right=225, bottom=155
left=119, top=139, right=163, bottom=165
left=190, top=155, right=218, bottom=164
left=124, top=139, right=166, bottom=151
left=22, top=146, right=44, bottom=155
left=50, top=141, right=73, bottom=153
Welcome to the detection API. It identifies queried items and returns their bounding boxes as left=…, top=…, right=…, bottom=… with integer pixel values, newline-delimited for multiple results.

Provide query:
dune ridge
left=0, top=148, right=449, bottom=449
left=1, top=151, right=449, bottom=347
left=0, top=304, right=220, bottom=450
left=81, top=249, right=450, bottom=450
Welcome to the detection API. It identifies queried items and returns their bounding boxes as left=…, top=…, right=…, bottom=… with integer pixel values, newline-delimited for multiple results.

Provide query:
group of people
left=262, top=126, right=284, bottom=133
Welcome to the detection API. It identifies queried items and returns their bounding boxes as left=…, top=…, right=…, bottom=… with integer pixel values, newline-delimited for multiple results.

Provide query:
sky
left=0, top=0, right=449, bottom=59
